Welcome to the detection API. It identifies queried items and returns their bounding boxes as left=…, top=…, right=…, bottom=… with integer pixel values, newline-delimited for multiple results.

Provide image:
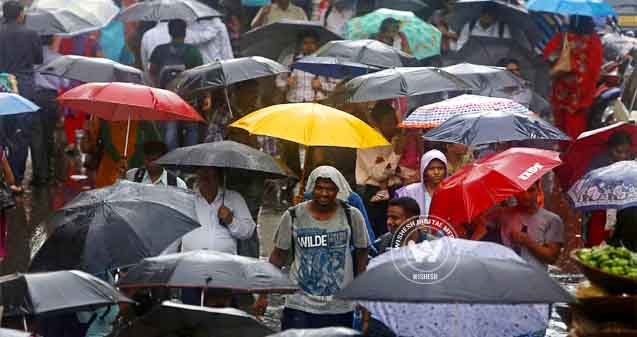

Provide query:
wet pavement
left=1, top=161, right=581, bottom=335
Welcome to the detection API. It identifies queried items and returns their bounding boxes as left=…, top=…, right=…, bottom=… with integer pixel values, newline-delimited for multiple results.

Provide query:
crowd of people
left=1, top=0, right=637, bottom=336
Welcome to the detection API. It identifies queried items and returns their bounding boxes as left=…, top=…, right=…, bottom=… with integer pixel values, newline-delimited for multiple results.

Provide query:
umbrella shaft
left=123, top=115, right=131, bottom=159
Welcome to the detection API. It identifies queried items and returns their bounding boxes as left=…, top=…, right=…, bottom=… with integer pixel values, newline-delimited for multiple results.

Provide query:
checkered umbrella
left=400, top=94, right=530, bottom=129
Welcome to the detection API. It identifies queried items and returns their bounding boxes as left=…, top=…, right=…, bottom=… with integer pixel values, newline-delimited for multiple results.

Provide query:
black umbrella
left=372, top=0, right=428, bottom=12
left=169, top=56, right=288, bottom=98
left=448, top=0, right=543, bottom=48
left=154, top=140, right=290, bottom=178
left=337, top=238, right=574, bottom=304
left=28, top=181, right=200, bottom=274
left=267, top=328, right=361, bottom=337
left=117, top=0, right=222, bottom=22
left=291, top=56, right=381, bottom=79
left=239, top=20, right=342, bottom=60
left=37, top=55, right=143, bottom=84
left=314, top=39, right=419, bottom=68
left=423, top=108, right=570, bottom=146
left=0, top=329, right=30, bottom=337
left=443, top=36, right=551, bottom=98
left=117, top=250, right=298, bottom=293
left=339, top=67, right=473, bottom=103
left=111, top=301, right=273, bottom=337
left=0, top=270, right=133, bottom=317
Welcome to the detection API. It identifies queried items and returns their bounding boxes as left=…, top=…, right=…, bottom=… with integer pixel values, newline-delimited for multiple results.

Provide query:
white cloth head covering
left=420, top=149, right=448, bottom=181
left=305, top=165, right=353, bottom=201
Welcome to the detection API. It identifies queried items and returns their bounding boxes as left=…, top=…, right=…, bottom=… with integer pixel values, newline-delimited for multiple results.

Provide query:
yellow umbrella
left=230, top=103, right=390, bottom=198
left=230, top=103, right=389, bottom=148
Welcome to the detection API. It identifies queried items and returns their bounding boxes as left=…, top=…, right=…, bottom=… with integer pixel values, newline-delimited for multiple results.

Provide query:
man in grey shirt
left=254, top=166, right=369, bottom=330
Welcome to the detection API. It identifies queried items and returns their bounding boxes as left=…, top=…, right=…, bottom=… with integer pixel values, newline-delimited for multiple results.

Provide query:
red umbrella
left=58, top=82, right=204, bottom=156
left=429, top=147, right=562, bottom=228
left=555, top=122, right=637, bottom=191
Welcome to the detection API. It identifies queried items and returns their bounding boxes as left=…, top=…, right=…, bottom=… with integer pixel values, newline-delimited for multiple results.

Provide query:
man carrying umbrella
left=255, top=166, right=369, bottom=330
left=251, top=0, right=309, bottom=28
left=125, top=141, right=187, bottom=188
left=455, top=4, right=512, bottom=50
left=488, top=181, right=564, bottom=270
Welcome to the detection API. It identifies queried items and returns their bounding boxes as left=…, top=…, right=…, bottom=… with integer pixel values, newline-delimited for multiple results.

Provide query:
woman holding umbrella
left=372, top=18, right=412, bottom=54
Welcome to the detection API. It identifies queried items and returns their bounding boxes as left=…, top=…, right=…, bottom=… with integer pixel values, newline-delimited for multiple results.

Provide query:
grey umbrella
left=37, top=55, right=142, bottom=84
left=443, top=36, right=551, bottom=98
left=169, top=56, right=288, bottom=97
left=441, top=63, right=523, bottom=96
left=24, top=0, right=119, bottom=36
left=239, top=20, right=342, bottom=61
left=117, top=0, right=221, bottom=22
left=0, top=329, right=30, bottom=337
left=117, top=250, right=298, bottom=293
left=112, top=301, right=273, bottom=337
left=337, top=237, right=574, bottom=304
left=339, top=67, right=473, bottom=103
left=154, top=140, right=290, bottom=178
left=268, top=328, right=361, bottom=337
left=0, top=270, right=133, bottom=317
left=314, top=39, right=419, bottom=68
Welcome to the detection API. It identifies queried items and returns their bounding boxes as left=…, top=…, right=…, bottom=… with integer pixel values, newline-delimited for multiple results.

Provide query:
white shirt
left=355, top=145, right=402, bottom=186
left=140, top=19, right=234, bottom=74
left=180, top=188, right=256, bottom=254
left=319, top=7, right=354, bottom=35
left=126, top=168, right=187, bottom=189
left=276, top=53, right=338, bottom=102
left=454, top=21, right=512, bottom=51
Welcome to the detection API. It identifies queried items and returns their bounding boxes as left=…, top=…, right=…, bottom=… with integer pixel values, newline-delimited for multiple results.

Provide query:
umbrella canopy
left=423, top=96, right=570, bottom=146
left=0, top=270, right=133, bottom=317
left=401, top=94, right=530, bottom=129
left=341, top=67, right=473, bottom=103
left=117, top=250, right=298, bottom=293
left=37, top=55, right=142, bottom=84
left=313, top=39, right=419, bottom=68
left=57, top=82, right=204, bottom=122
left=345, top=8, right=442, bottom=59
left=291, top=56, right=381, bottom=79
left=169, top=56, right=288, bottom=97
left=29, top=181, right=201, bottom=274
left=154, top=140, right=290, bottom=178
left=359, top=239, right=552, bottom=337
left=229, top=103, right=389, bottom=148
left=0, top=329, right=30, bottom=337
left=0, top=93, right=39, bottom=116
left=267, top=328, right=361, bottom=337
left=602, top=32, right=637, bottom=61
left=239, top=20, right=342, bottom=60
left=338, top=237, right=573, bottom=303
left=429, top=147, right=562, bottom=226
left=112, top=301, right=273, bottom=337
left=117, top=0, right=221, bottom=22
left=527, top=0, right=616, bottom=17
left=448, top=0, right=543, bottom=47
left=441, top=63, right=524, bottom=96
left=24, top=0, right=119, bottom=36
left=444, top=37, right=551, bottom=98
left=555, top=122, right=637, bottom=190
left=568, top=160, right=637, bottom=211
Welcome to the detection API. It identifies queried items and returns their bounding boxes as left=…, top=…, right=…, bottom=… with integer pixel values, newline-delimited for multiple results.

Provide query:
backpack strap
left=323, top=4, right=333, bottom=26
left=338, top=199, right=353, bottom=231
left=166, top=171, right=178, bottom=186
left=133, top=168, right=146, bottom=183
left=99, top=305, right=112, bottom=320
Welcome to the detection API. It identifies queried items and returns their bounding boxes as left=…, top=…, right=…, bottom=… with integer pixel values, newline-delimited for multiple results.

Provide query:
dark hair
left=40, top=35, right=54, bottom=46
left=143, top=141, right=169, bottom=157
left=497, top=58, right=520, bottom=68
left=568, top=15, right=595, bottom=35
left=370, top=102, right=396, bottom=123
left=168, top=19, right=187, bottom=39
left=608, top=131, right=632, bottom=148
left=2, top=1, right=24, bottom=21
left=298, top=29, right=320, bottom=43
left=388, top=197, right=421, bottom=218
left=379, top=18, right=400, bottom=33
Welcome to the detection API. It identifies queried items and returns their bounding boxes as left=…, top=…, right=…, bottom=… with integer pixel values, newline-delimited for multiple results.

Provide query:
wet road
left=1, top=169, right=577, bottom=335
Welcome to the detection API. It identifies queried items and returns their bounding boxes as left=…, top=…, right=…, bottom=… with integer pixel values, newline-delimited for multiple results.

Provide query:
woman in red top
left=543, top=16, right=603, bottom=140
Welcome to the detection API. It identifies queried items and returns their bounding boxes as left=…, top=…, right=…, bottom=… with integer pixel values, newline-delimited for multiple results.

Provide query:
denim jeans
left=164, top=121, right=199, bottom=151
left=281, top=307, right=353, bottom=331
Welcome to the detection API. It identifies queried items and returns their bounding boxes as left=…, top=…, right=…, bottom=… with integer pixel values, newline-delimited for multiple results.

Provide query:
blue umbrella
left=291, top=56, right=381, bottom=79
left=527, top=0, right=616, bottom=17
left=0, top=93, right=39, bottom=116
left=568, top=160, right=637, bottom=211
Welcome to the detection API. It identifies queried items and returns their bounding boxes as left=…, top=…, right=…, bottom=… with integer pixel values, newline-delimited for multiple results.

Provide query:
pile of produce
left=576, top=246, right=637, bottom=279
